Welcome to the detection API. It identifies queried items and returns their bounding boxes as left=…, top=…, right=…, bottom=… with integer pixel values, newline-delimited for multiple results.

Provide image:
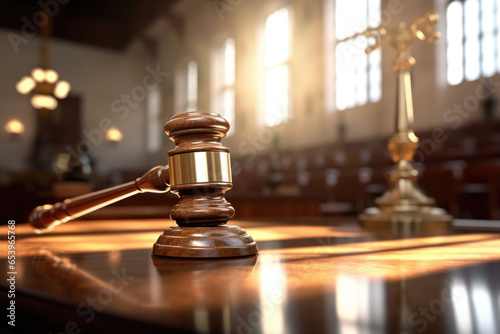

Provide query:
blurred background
left=0, top=0, right=499, bottom=223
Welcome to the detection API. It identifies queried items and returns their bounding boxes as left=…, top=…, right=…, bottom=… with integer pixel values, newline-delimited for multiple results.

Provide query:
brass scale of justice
left=30, top=11, right=452, bottom=259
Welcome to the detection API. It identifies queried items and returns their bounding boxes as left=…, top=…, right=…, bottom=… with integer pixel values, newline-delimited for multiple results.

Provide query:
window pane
left=265, top=65, right=289, bottom=126
left=464, top=0, right=480, bottom=81
left=325, top=0, right=336, bottom=113
left=219, top=38, right=236, bottom=135
left=334, top=0, right=380, bottom=110
left=464, top=0, right=480, bottom=37
left=497, top=0, right=500, bottom=71
left=147, top=85, right=161, bottom=152
left=224, top=38, right=235, bottom=86
left=265, top=8, right=289, bottom=67
left=498, top=31, right=500, bottom=73
left=369, top=48, right=381, bottom=102
left=175, top=68, right=187, bottom=114
left=355, top=44, right=368, bottom=105
left=465, top=38, right=481, bottom=81
left=212, top=39, right=235, bottom=133
left=353, top=0, right=367, bottom=33
left=481, top=0, right=495, bottom=33
left=335, top=0, right=367, bottom=38
left=367, top=0, right=381, bottom=27
left=447, top=2, right=463, bottom=43
left=335, top=43, right=355, bottom=110
left=448, top=44, right=464, bottom=85
left=222, top=88, right=235, bottom=134
left=187, top=61, right=197, bottom=111
left=447, top=1, right=464, bottom=85
left=335, top=0, right=349, bottom=40
left=482, top=34, right=496, bottom=77
left=264, top=8, right=290, bottom=126
left=481, top=0, right=496, bottom=77
left=448, top=0, right=500, bottom=85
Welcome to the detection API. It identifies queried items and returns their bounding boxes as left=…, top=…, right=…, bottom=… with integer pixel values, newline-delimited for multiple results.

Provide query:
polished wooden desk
left=1, top=218, right=500, bottom=334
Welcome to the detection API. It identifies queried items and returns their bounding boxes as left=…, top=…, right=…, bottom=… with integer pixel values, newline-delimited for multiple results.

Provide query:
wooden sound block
left=152, top=225, right=258, bottom=258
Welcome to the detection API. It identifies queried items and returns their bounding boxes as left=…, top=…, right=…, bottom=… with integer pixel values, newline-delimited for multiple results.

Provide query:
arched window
left=325, top=0, right=381, bottom=112
left=447, top=0, right=500, bottom=85
left=175, top=60, right=198, bottom=113
left=263, top=7, right=291, bottom=126
left=212, top=38, right=235, bottom=135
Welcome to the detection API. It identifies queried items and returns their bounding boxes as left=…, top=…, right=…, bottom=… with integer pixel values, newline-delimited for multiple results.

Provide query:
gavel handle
left=30, top=165, right=170, bottom=233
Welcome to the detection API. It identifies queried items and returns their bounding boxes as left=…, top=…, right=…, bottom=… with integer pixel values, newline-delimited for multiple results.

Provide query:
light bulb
left=54, top=153, right=70, bottom=174
left=32, top=68, right=45, bottom=82
left=16, top=76, right=35, bottom=95
left=106, top=128, right=123, bottom=142
left=45, top=69, right=59, bottom=83
left=5, top=119, right=25, bottom=134
left=54, top=80, right=70, bottom=99
left=31, top=94, right=58, bottom=110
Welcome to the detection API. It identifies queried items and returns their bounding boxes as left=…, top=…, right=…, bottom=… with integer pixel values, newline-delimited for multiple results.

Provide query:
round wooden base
left=152, top=225, right=259, bottom=258
left=359, top=206, right=453, bottom=235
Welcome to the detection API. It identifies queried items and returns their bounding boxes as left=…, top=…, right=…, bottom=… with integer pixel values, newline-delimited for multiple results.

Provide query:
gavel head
left=165, top=111, right=234, bottom=227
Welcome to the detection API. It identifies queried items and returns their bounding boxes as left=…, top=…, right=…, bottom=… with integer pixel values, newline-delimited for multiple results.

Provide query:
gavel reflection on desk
left=29, top=111, right=258, bottom=259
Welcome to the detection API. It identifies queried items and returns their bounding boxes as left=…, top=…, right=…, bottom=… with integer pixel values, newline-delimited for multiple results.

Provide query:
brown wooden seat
left=459, top=161, right=500, bottom=219
left=362, top=168, right=390, bottom=208
left=475, top=134, right=500, bottom=159
left=432, top=136, right=476, bottom=162
left=419, top=166, right=462, bottom=217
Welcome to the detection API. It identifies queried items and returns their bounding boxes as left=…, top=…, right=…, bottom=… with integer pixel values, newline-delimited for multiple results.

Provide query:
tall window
left=186, top=61, right=198, bottom=111
left=263, top=7, right=291, bottom=127
left=212, top=38, right=235, bottom=135
left=326, top=0, right=381, bottom=111
left=147, top=85, right=161, bottom=152
left=447, top=0, right=500, bottom=86
left=175, top=60, right=198, bottom=113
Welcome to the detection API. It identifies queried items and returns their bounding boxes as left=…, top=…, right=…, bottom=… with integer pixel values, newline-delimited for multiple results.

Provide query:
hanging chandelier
left=15, top=11, right=70, bottom=111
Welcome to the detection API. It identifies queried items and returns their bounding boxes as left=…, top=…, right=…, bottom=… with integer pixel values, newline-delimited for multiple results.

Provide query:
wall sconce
left=5, top=119, right=25, bottom=137
left=106, top=128, right=123, bottom=143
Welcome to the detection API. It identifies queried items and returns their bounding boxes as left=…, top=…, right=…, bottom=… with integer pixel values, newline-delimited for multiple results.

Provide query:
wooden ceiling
left=0, top=0, right=181, bottom=51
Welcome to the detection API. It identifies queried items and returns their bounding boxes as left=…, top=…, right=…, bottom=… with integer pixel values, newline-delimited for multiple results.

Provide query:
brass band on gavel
left=169, top=151, right=232, bottom=186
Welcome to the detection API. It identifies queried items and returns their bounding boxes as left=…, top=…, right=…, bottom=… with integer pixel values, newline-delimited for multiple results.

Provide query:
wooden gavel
left=29, top=111, right=258, bottom=258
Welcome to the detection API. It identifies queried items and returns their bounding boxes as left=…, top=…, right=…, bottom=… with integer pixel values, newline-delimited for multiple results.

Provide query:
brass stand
left=342, top=12, right=453, bottom=227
